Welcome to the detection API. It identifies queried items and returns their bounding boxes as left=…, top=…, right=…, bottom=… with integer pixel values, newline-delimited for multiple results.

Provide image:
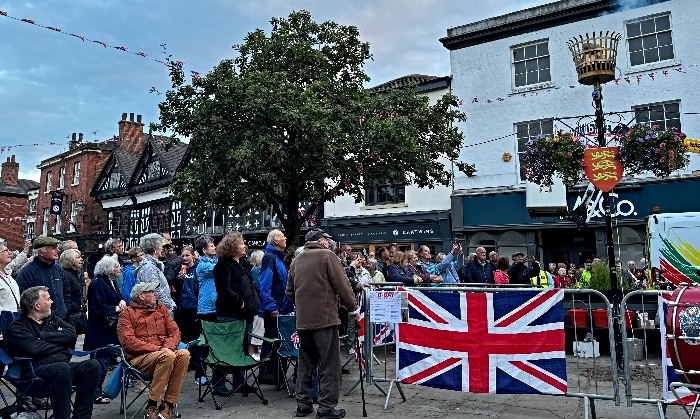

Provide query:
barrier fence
left=346, top=284, right=690, bottom=418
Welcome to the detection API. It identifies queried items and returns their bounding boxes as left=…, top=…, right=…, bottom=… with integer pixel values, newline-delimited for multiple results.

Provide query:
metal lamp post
left=567, top=31, right=625, bottom=369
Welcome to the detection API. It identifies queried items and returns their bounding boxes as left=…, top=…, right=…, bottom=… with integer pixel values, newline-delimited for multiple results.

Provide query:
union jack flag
left=659, top=293, right=697, bottom=405
left=397, top=289, right=567, bottom=394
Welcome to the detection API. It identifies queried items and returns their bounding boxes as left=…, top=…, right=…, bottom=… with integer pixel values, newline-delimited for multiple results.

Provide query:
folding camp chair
left=0, top=311, right=101, bottom=419
left=276, top=314, right=298, bottom=398
left=197, top=320, right=282, bottom=409
left=106, top=340, right=197, bottom=419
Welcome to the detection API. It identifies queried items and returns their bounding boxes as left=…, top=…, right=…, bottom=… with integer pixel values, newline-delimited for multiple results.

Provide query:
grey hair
left=294, top=246, right=305, bottom=257
left=104, top=238, right=122, bottom=254
left=249, top=250, right=264, bottom=267
left=139, top=233, right=163, bottom=255
left=20, top=286, right=49, bottom=315
left=267, top=229, right=283, bottom=245
left=194, top=234, right=214, bottom=255
left=59, top=248, right=81, bottom=269
left=436, top=252, right=447, bottom=263
left=94, top=254, right=119, bottom=277
left=58, top=240, right=77, bottom=252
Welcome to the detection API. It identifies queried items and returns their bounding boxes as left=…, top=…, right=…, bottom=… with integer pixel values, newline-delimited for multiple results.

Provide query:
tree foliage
left=153, top=11, right=466, bottom=244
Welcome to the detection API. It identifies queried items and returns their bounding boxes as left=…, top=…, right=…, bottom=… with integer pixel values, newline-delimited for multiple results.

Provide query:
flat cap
left=130, top=282, right=159, bottom=301
left=33, top=236, right=61, bottom=249
left=305, top=229, right=332, bottom=242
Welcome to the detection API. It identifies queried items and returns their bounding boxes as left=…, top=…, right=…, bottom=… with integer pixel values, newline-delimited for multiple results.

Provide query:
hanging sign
left=583, top=147, right=623, bottom=192
left=50, top=195, right=63, bottom=215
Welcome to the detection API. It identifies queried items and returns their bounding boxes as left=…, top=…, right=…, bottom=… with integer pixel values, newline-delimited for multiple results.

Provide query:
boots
left=158, top=402, right=174, bottom=419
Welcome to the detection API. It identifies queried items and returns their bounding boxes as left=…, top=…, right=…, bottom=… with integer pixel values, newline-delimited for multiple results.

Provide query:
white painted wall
left=450, top=0, right=700, bottom=190
left=324, top=85, right=454, bottom=218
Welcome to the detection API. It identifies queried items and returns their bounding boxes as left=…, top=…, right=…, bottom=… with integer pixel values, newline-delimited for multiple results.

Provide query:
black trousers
left=296, top=326, right=341, bottom=415
left=33, top=359, right=100, bottom=419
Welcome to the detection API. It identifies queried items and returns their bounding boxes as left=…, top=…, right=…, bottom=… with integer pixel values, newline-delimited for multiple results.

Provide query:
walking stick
left=355, top=319, right=368, bottom=417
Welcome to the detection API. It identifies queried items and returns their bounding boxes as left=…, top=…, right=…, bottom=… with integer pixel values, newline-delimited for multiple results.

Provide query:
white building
left=322, top=75, right=455, bottom=255
left=442, top=0, right=700, bottom=265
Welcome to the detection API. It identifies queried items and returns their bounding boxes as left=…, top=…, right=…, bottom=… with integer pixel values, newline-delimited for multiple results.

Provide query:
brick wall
left=36, top=149, right=111, bottom=237
left=0, top=195, right=28, bottom=251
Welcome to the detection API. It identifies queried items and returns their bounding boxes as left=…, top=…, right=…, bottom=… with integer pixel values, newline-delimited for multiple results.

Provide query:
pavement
left=82, top=346, right=693, bottom=419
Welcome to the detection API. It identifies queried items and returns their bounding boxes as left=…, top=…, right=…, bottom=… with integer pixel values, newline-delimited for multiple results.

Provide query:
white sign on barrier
left=369, top=291, right=402, bottom=323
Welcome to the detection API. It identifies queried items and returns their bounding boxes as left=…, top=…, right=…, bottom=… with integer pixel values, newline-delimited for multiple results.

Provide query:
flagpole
left=593, top=82, right=624, bottom=371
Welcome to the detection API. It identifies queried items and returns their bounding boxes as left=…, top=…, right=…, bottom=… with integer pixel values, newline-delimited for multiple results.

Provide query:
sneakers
left=295, top=404, right=314, bottom=417
left=250, top=352, right=261, bottom=362
left=348, top=348, right=355, bottom=355
left=194, top=376, right=208, bottom=385
left=158, top=402, right=173, bottom=419
left=316, top=408, right=346, bottom=418
left=143, top=406, right=159, bottom=419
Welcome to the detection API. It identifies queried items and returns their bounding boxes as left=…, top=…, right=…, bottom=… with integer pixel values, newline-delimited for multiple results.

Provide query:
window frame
left=515, top=119, right=555, bottom=183
left=58, top=166, right=65, bottom=190
left=45, top=171, right=52, bottom=193
left=42, top=208, right=48, bottom=236
left=72, top=161, right=80, bottom=185
left=69, top=202, right=77, bottom=233
left=632, top=100, right=681, bottom=132
left=510, top=39, right=553, bottom=93
left=364, top=179, right=406, bottom=207
left=624, top=12, right=679, bottom=73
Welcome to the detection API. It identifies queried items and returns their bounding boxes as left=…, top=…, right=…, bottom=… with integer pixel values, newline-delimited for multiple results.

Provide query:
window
left=69, top=202, right=77, bottom=232
left=72, top=161, right=80, bottom=185
left=58, top=167, right=65, bottom=190
left=45, top=171, right=52, bottom=192
left=365, top=180, right=406, bottom=206
left=626, top=14, right=674, bottom=67
left=102, top=162, right=124, bottom=190
left=512, top=41, right=551, bottom=88
left=111, top=210, right=130, bottom=238
left=140, top=154, right=166, bottom=183
left=27, top=222, right=35, bottom=239
left=55, top=210, right=61, bottom=234
left=515, top=119, right=555, bottom=181
left=42, top=208, right=48, bottom=235
left=150, top=203, right=170, bottom=234
left=633, top=100, right=681, bottom=131
left=28, top=199, right=37, bottom=214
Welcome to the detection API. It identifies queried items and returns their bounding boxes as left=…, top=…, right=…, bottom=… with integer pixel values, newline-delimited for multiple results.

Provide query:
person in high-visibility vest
left=531, top=267, right=553, bottom=289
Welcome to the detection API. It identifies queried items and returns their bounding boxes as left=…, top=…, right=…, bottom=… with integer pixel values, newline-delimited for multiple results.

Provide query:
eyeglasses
left=0, top=249, right=9, bottom=254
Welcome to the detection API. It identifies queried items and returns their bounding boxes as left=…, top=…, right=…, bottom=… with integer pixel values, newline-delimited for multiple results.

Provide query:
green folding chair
left=197, top=320, right=282, bottom=409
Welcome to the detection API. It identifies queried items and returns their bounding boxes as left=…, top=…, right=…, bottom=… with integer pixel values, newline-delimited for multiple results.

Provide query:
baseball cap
left=162, top=238, right=172, bottom=247
left=305, top=229, right=332, bottom=242
left=512, top=251, right=525, bottom=258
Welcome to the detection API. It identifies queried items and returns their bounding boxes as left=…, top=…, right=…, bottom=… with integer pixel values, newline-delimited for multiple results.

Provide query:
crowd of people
left=0, top=230, right=658, bottom=419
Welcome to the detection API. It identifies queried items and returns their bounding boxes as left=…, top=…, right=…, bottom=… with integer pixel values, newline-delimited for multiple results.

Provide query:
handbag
left=68, top=309, right=88, bottom=335
left=103, top=363, right=123, bottom=399
left=103, top=314, right=120, bottom=329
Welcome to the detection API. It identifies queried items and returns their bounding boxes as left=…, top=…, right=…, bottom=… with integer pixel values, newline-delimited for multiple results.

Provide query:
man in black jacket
left=16, top=236, right=71, bottom=320
left=508, top=252, right=541, bottom=285
left=5, top=286, right=100, bottom=419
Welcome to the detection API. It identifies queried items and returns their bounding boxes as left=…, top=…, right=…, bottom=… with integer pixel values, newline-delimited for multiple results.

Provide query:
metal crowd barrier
left=619, top=290, right=670, bottom=418
left=347, top=284, right=620, bottom=418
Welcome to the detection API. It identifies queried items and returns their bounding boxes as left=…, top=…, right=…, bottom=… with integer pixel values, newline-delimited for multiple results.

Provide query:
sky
left=0, top=0, right=552, bottom=181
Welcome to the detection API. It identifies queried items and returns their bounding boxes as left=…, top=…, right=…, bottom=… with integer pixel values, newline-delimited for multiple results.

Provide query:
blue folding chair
left=277, top=314, right=298, bottom=398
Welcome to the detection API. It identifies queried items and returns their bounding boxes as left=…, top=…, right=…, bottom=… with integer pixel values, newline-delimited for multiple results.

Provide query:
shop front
left=451, top=176, right=700, bottom=267
left=321, top=211, right=453, bottom=256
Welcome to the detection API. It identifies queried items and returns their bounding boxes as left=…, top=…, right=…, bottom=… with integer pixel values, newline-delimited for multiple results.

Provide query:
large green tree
left=153, top=11, right=465, bottom=244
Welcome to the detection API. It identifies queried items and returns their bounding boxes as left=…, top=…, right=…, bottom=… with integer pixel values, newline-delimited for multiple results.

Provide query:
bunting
left=0, top=10, right=202, bottom=79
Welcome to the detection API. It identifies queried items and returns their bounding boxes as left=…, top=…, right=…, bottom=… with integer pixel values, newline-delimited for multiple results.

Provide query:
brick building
left=0, top=155, right=39, bottom=251
left=35, top=133, right=114, bottom=251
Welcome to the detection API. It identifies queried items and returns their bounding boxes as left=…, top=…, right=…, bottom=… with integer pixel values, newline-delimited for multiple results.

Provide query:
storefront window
left=498, top=231, right=527, bottom=261
left=468, top=232, right=496, bottom=256
left=613, top=227, right=644, bottom=266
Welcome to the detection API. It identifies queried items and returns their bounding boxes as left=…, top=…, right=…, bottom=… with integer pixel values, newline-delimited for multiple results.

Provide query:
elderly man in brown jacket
left=117, top=282, right=190, bottom=419
left=286, top=229, right=359, bottom=419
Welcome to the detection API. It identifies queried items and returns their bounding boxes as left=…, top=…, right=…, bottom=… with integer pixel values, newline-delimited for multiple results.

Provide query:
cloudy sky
left=1, top=0, right=551, bottom=181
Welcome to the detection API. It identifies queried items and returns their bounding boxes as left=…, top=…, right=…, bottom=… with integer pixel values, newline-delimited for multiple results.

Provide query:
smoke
left=608, top=0, right=660, bottom=13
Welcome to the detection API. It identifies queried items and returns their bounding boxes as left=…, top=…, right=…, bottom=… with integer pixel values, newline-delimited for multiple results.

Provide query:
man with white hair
left=16, top=236, right=71, bottom=320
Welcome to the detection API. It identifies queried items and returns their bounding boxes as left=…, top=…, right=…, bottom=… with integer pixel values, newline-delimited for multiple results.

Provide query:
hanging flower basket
left=522, top=132, right=585, bottom=188
left=617, top=123, right=689, bottom=178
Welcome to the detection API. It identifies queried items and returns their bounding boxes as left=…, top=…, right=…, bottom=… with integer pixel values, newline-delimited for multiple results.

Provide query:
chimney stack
left=1, top=155, right=19, bottom=187
left=69, top=133, right=78, bottom=150
left=79, top=133, right=83, bottom=142
left=118, top=112, right=145, bottom=154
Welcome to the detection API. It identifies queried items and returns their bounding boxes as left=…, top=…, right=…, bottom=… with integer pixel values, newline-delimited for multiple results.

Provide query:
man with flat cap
left=287, top=229, right=359, bottom=419
left=16, top=236, right=71, bottom=320
left=508, top=251, right=541, bottom=285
